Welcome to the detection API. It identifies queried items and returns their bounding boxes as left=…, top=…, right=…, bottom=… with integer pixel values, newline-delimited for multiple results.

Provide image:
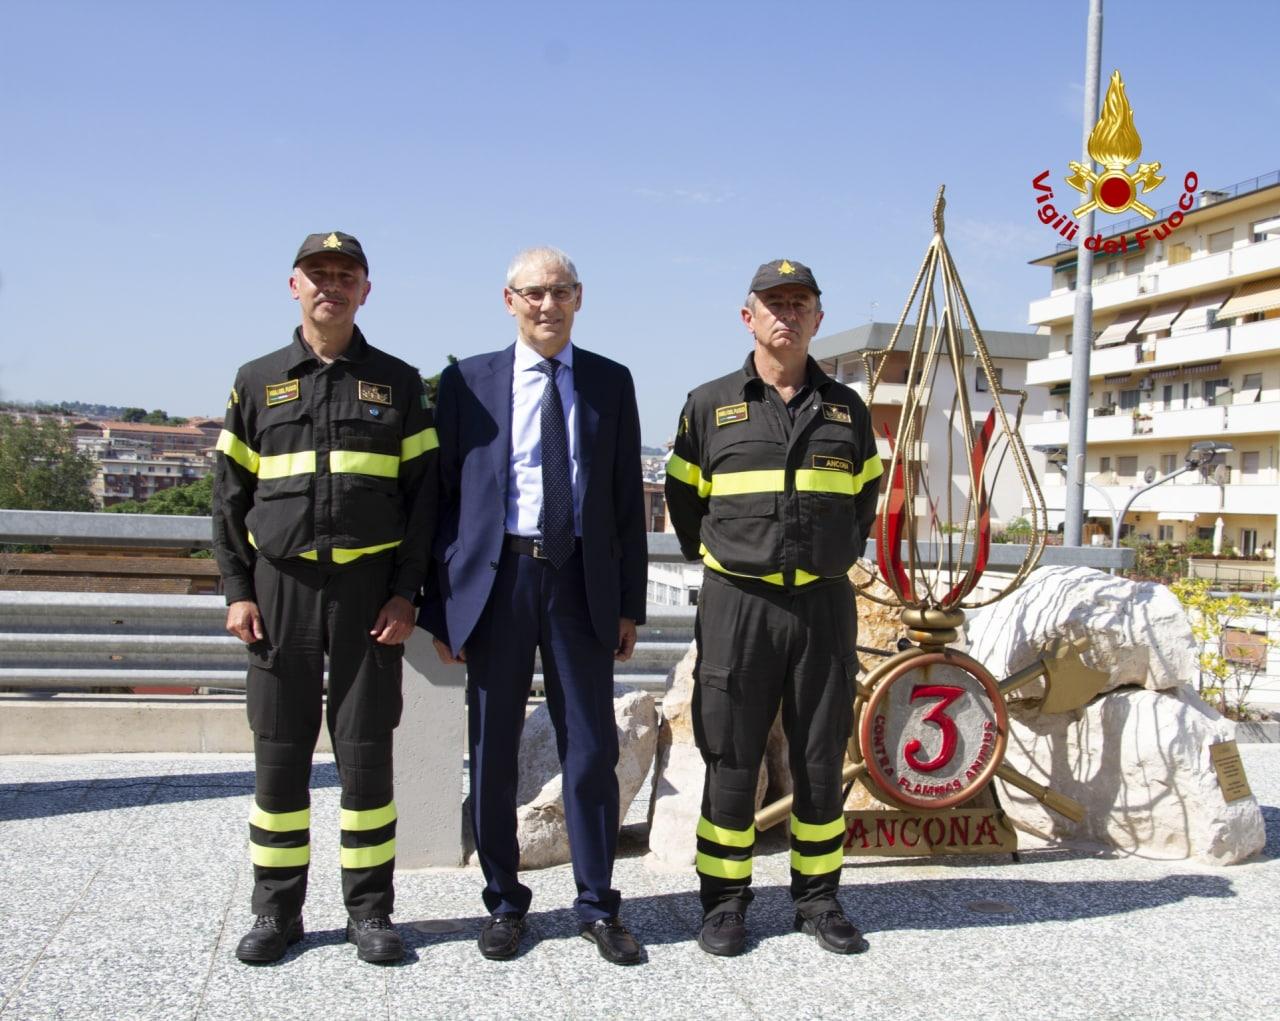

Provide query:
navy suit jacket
left=420, top=343, right=648, bottom=655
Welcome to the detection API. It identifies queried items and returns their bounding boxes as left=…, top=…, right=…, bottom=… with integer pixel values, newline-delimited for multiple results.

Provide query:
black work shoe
left=580, top=916, right=643, bottom=965
left=235, top=914, right=303, bottom=964
left=478, top=912, right=526, bottom=960
left=794, top=909, right=869, bottom=955
left=346, top=915, right=404, bottom=963
left=696, top=911, right=747, bottom=957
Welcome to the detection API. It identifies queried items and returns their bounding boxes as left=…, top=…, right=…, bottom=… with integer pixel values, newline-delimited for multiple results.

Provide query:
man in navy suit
left=423, top=247, right=647, bottom=965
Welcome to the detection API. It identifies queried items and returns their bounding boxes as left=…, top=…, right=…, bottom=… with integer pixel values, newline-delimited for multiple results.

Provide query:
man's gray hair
left=745, top=290, right=822, bottom=312
left=506, top=246, right=579, bottom=287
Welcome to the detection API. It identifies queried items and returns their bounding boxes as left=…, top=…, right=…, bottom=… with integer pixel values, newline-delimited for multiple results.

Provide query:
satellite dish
left=1143, top=466, right=1157, bottom=484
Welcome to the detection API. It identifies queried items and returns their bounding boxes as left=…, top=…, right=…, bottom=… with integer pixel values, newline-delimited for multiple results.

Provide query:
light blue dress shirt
left=506, top=338, right=583, bottom=537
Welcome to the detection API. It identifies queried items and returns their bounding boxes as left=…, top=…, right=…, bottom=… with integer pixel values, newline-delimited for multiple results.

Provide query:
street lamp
left=1034, top=440, right=1234, bottom=552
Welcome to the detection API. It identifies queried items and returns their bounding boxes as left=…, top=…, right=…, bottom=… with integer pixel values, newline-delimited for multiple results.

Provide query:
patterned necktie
left=534, top=358, right=574, bottom=568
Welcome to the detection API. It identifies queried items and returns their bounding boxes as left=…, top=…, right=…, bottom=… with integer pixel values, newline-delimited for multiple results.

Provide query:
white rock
left=645, top=741, right=707, bottom=869
left=967, top=565, right=1198, bottom=697
left=514, top=683, right=658, bottom=869
left=998, top=685, right=1265, bottom=865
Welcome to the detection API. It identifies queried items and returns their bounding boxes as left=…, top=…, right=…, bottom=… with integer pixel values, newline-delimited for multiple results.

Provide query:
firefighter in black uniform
left=665, top=259, right=882, bottom=957
left=212, top=232, right=437, bottom=964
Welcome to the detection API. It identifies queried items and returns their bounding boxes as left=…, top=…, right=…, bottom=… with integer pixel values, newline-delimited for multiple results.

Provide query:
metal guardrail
left=0, top=511, right=1130, bottom=693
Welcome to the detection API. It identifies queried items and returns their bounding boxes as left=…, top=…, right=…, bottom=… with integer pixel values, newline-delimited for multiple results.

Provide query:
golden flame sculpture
left=754, top=189, right=1104, bottom=842
left=858, top=185, right=1047, bottom=630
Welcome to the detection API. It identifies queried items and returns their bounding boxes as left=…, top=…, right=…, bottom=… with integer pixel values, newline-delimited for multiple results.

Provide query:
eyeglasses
left=510, top=284, right=579, bottom=306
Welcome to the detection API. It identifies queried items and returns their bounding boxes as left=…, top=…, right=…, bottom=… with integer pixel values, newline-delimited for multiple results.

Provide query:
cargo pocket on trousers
left=371, top=640, right=405, bottom=732
left=245, top=641, right=280, bottom=738
left=692, top=663, right=733, bottom=759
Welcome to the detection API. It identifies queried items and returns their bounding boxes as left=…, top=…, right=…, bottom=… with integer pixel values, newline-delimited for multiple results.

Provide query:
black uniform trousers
left=465, top=545, right=621, bottom=923
left=693, top=569, right=858, bottom=918
left=245, top=554, right=404, bottom=920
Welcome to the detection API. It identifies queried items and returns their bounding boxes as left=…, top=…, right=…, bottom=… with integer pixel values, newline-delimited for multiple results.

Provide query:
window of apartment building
left=1161, top=453, right=1177, bottom=475
left=1207, top=228, right=1234, bottom=255
left=1204, top=378, right=1231, bottom=406
left=1182, top=382, right=1191, bottom=407
left=1098, top=456, right=1111, bottom=474
left=1240, top=530, right=1259, bottom=557
left=1117, top=455, right=1138, bottom=479
left=1168, top=242, right=1191, bottom=265
left=974, top=366, right=1003, bottom=392
left=1158, top=525, right=1175, bottom=541
left=1093, top=259, right=1120, bottom=283
left=1242, top=451, right=1260, bottom=478
left=1124, top=255, right=1144, bottom=275
left=1240, top=372, right=1263, bottom=403
left=1118, top=388, right=1141, bottom=410
left=1253, top=216, right=1280, bottom=243
left=1161, top=384, right=1174, bottom=410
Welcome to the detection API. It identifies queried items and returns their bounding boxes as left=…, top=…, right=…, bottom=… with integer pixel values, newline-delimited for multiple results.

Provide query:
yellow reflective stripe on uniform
left=340, top=802, right=397, bottom=832
left=401, top=427, right=439, bottom=462
left=790, top=847, right=844, bottom=875
left=709, top=469, right=784, bottom=497
left=794, top=469, right=856, bottom=496
left=790, top=814, right=846, bottom=842
left=696, top=851, right=753, bottom=880
left=258, top=449, right=316, bottom=479
left=856, top=453, right=884, bottom=487
left=329, top=450, right=399, bottom=478
left=299, top=550, right=319, bottom=561
left=701, top=546, right=786, bottom=587
left=341, top=838, right=396, bottom=870
left=666, top=453, right=712, bottom=498
left=332, top=540, right=401, bottom=565
left=249, top=804, right=310, bottom=833
left=250, top=841, right=310, bottom=869
left=216, top=429, right=260, bottom=475
left=697, top=816, right=755, bottom=848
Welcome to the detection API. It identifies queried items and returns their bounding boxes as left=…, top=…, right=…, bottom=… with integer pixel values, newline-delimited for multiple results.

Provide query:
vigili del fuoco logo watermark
left=1032, top=70, right=1198, bottom=255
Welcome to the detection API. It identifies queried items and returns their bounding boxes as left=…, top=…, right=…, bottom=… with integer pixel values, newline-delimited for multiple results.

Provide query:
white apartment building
left=1023, top=170, right=1280, bottom=552
left=811, top=323, right=1049, bottom=530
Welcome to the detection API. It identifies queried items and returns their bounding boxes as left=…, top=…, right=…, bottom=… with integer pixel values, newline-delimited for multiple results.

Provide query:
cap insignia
left=323, top=233, right=342, bottom=250
left=779, top=260, right=795, bottom=275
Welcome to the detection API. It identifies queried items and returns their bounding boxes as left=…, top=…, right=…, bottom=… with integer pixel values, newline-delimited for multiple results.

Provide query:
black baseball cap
left=749, top=258, right=820, bottom=296
left=293, top=231, right=369, bottom=273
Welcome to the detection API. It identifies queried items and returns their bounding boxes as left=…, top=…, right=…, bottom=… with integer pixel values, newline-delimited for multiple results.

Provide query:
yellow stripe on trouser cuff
left=250, top=804, right=310, bottom=832
left=341, top=802, right=397, bottom=831
left=696, top=851, right=752, bottom=880
left=330, top=450, right=400, bottom=477
left=341, top=838, right=396, bottom=870
left=251, top=842, right=310, bottom=868
left=666, top=454, right=711, bottom=498
left=401, top=427, right=439, bottom=462
left=790, top=847, right=844, bottom=875
left=258, top=449, right=316, bottom=479
left=790, top=814, right=846, bottom=842
left=697, top=816, right=754, bottom=848
left=216, top=430, right=260, bottom=474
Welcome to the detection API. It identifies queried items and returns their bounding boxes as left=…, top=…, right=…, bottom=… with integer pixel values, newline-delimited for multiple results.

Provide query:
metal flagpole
left=1064, top=0, right=1103, bottom=547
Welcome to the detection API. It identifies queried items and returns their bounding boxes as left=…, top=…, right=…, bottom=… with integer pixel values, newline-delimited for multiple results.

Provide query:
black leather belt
left=504, top=534, right=580, bottom=560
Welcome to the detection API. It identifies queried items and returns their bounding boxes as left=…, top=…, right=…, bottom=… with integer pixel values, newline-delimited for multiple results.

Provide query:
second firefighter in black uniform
left=665, top=259, right=882, bottom=958
left=212, top=232, right=437, bottom=964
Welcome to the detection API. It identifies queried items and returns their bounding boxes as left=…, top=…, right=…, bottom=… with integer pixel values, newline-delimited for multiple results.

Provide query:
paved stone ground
left=2, top=747, right=1278, bottom=1021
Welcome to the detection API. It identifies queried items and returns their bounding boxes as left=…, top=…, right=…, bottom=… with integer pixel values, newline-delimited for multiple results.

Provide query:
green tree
left=0, top=417, right=96, bottom=511
left=120, top=407, right=148, bottom=423
left=105, top=474, right=213, bottom=516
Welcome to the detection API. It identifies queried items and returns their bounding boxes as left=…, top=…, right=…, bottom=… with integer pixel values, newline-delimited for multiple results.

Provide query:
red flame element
left=876, top=424, right=915, bottom=601
left=943, top=409, right=995, bottom=605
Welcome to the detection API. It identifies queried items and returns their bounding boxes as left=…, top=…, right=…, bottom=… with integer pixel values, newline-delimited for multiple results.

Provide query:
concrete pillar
left=394, top=629, right=467, bottom=867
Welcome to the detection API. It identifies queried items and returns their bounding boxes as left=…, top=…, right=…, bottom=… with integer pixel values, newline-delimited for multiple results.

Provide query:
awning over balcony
left=1135, top=300, right=1188, bottom=335
left=1157, top=512, right=1198, bottom=522
left=1048, top=383, right=1071, bottom=396
left=1170, top=291, right=1230, bottom=335
left=1216, top=275, right=1280, bottom=321
left=1095, top=311, right=1145, bottom=347
left=1182, top=360, right=1222, bottom=377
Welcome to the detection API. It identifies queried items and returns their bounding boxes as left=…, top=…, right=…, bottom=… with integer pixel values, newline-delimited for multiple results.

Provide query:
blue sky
left=1, top=0, right=1276, bottom=444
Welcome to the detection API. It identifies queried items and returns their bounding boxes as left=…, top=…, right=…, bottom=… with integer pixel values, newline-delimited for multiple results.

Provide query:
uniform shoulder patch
left=812, top=453, right=852, bottom=473
left=822, top=403, right=852, bottom=423
left=715, top=402, right=749, bottom=427
left=265, top=380, right=300, bottom=407
left=358, top=380, right=392, bottom=406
